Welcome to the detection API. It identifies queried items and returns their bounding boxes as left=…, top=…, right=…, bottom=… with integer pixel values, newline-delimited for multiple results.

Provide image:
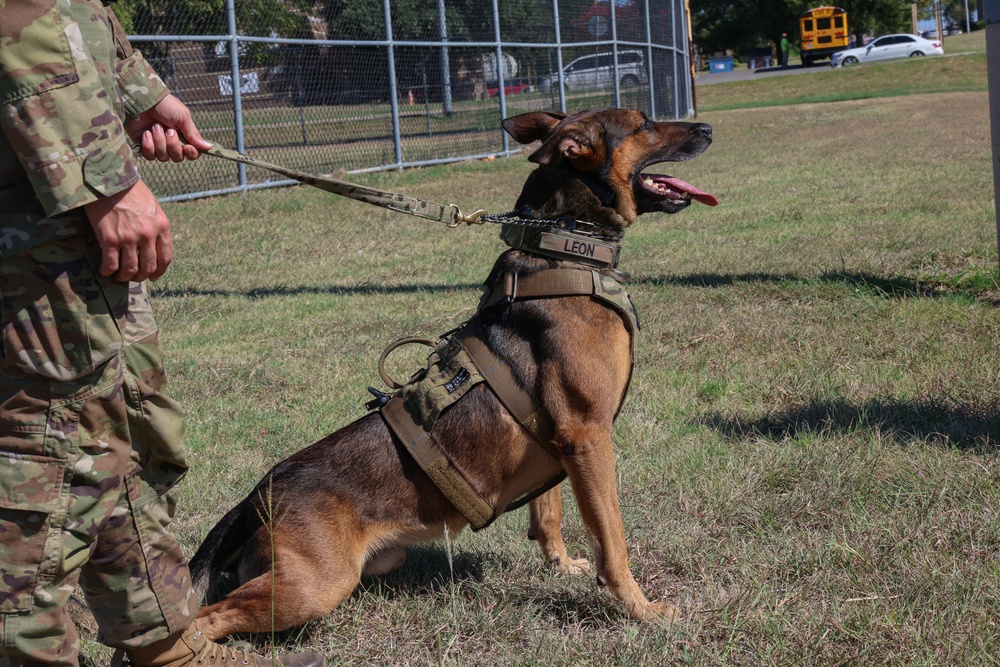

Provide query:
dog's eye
left=641, top=118, right=653, bottom=131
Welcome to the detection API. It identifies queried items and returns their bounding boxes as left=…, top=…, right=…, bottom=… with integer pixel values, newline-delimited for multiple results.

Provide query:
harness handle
left=377, top=337, right=437, bottom=389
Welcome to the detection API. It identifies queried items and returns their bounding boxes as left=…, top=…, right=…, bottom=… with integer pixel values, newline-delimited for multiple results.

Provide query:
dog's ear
left=528, top=120, right=605, bottom=169
left=501, top=111, right=568, bottom=145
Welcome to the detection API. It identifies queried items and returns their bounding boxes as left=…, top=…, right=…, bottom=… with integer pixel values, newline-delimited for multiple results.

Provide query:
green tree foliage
left=690, top=0, right=809, bottom=57
left=927, top=1, right=975, bottom=30
left=114, top=0, right=312, bottom=64
left=318, top=0, right=544, bottom=42
left=691, top=0, right=913, bottom=58
left=836, top=0, right=909, bottom=44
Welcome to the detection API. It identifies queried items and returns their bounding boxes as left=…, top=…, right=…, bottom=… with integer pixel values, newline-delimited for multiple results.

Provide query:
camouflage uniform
left=0, top=2, right=198, bottom=665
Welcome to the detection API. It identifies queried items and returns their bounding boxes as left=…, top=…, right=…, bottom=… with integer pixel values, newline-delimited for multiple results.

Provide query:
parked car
left=486, top=79, right=531, bottom=98
left=539, top=50, right=646, bottom=94
left=830, top=34, right=943, bottom=67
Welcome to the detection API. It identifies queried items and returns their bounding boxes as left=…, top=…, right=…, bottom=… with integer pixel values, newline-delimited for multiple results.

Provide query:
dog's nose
left=693, top=123, right=712, bottom=141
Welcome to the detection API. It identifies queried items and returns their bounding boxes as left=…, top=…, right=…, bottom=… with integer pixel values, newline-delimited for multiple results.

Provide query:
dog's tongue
left=662, top=176, right=718, bottom=206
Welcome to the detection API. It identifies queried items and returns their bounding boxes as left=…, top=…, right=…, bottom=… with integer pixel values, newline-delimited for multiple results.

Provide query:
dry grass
left=76, top=50, right=1000, bottom=665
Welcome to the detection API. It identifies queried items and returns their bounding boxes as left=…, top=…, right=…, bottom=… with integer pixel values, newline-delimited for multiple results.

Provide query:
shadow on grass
left=699, top=396, right=1000, bottom=450
left=153, top=282, right=484, bottom=300
left=636, top=270, right=947, bottom=299
left=356, top=543, right=492, bottom=599
left=156, top=269, right=991, bottom=303
left=505, top=588, right=627, bottom=626
left=359, top=546, right=624, bottom=626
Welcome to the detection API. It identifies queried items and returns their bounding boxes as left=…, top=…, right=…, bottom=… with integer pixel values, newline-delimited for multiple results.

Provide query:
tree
left=690, top=0, right=807, bottom=60
left=934, top=1, right=975, bottom=31
left=836, top=0, right=909, bottom=45
left=115, top=0, right=313, bottom=65
left=690, top=0, right=913, bottom=60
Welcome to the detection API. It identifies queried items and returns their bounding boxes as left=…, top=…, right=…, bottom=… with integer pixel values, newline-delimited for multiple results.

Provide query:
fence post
left=986, top=3, right=1000, bottom=272
left=491, top=0, right=509, bottom=154
left=294, top=47, right=307, bottom=145
left=383, top=0, right=403, bottom=170
left=438, top=0, right=453, bottom=116
left=684, top=0, right=695, bottom=117
left=552, top=0, right=566, bottom=113
left=225, top=0, right=246, bottom=188
left=643, top=0, right=655, bottom=118
left=674, top=0, right=682, bottom=118
left=610, top=0, right=620, bottom=107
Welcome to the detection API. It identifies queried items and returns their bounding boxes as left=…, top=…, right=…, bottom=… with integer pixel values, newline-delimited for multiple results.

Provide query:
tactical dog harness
left=373, top=222, right=639, bottom=530
left=190, top=143, right=643, bottom=530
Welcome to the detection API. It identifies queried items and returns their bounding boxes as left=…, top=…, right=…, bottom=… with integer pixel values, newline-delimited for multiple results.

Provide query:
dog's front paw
left=634, top=600, right=678, bottom=623
left=550, top=554, right=591, bottom=575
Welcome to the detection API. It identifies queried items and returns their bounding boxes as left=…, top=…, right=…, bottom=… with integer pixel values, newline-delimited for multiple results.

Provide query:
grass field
left=77, top=44, right=999, bottom=665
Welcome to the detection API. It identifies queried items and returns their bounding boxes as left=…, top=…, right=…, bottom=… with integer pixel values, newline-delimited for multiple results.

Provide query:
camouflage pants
left=0, top=234, right=197, bottom=666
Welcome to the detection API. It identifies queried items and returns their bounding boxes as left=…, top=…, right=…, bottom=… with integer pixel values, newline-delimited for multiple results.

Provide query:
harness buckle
left=365, top=386, right=392, bottom=410
left=448, top=205, right=488, bottom=228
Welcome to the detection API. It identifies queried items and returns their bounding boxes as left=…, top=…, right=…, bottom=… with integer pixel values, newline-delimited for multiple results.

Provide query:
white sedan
left=830, top=34, right=943, bottom=67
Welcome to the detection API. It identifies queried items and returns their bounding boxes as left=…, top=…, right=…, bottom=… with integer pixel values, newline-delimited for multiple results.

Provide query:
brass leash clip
left=448, top=205, right=488, bottom=228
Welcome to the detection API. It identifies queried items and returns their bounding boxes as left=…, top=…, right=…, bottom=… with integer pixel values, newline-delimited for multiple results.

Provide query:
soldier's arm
left=106, top=4, right=211, bottom=162
left=0, top=1, right=151, bottom=216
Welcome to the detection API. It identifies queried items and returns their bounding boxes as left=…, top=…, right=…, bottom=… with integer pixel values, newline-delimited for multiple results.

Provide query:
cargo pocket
left=0, top=237, right=125, bottom=383
left=0, top=451, right=66, bottom=613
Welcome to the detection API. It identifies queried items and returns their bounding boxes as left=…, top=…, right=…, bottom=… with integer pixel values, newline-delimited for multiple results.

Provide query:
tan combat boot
left=126, top=621, right=324, bottom=667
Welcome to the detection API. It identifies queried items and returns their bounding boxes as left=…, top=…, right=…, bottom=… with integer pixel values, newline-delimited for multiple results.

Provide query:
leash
left=191, top=144, right=625, bottom=267
left=193, top=143, right=489, bottom=227
left=193, top=145, right=613, bottom=233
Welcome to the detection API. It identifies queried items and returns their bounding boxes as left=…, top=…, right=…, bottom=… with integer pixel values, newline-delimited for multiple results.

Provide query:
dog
left=189, top=108, right=715, bottom=640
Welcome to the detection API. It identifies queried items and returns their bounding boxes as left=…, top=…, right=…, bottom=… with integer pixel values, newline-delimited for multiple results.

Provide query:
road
left=694, top=62, right=822, bottom=86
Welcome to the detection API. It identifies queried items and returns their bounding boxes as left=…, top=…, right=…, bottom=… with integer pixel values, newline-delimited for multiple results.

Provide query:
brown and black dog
left=189, top=108, right=715, bottom=640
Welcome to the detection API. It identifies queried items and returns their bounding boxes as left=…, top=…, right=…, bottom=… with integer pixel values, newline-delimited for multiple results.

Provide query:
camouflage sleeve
left=0, top=1, right=157, bottom=217
left=106, top=4, right=170, bottom=119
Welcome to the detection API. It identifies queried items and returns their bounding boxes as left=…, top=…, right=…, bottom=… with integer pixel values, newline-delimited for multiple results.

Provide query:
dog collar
left=499, top=222, right=622, bottom=269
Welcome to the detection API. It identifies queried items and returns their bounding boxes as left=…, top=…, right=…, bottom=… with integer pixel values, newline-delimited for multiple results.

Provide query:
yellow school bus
left=799, top=6, right=849, bottom=66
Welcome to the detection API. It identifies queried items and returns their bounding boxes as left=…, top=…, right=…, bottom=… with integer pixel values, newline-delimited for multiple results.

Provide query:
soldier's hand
left=127, top=93, right=212, bottom=162
left=84, top=181, right=173, bottom=283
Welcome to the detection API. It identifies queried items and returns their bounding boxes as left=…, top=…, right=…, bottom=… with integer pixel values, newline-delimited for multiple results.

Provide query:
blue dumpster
left=708, top=57, right=734, bottom=73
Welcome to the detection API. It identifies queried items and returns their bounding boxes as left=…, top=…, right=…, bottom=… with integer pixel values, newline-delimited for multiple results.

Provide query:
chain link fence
left=118, top=0, right=694, bottom=201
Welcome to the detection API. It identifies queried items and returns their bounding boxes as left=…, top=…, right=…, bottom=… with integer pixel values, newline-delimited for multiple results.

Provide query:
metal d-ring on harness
left=194, top=143, right=639, bottom=530
left=372, top=324, right=566, bottom=530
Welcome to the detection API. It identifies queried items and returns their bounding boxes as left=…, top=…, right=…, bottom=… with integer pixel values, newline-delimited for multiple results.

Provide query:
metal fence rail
left=124, top=0, right=693, bottom=201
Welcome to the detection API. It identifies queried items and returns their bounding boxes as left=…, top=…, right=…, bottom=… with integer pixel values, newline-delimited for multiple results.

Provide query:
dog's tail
left=189, top=500, right=249, bottom=602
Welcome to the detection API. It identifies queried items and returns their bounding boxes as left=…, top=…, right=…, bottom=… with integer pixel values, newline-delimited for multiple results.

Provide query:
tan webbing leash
left=184, top=144, right=626, bottom=269
left=197, top=143, right=487, bottom=227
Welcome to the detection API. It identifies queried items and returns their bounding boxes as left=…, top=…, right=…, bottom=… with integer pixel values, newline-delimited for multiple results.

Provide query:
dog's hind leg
left=195, top=507, right=371, bottom=640
left=363, top=546, right=407, bottom=577
left=528, top=487, right=590, bottom=575
left=195, top=544, right=364, bottom=641
left=198, top=553, right=361, bottom=640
